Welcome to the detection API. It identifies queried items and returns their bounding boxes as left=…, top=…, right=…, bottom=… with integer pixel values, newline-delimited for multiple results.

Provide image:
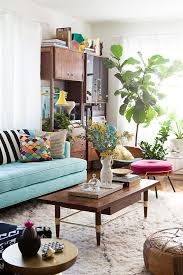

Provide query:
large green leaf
left=122, top=57, right=140, bottom=66
left=119, top=103, right=128, bottom=115
left=125, top=107, right=134, bottom=122
left=103, top=58, right=116, bottom=69
left=111, top=44, right=123, bottom=59
left=145, top=106, right=157, bottom=124
left=114, top=89, right=122, bottom=96
left=148, top=55, right=169, bottom=66
left=120, top=89, right=129, bottom=98
left=133, top=100, right=146, bottom=124
left=122, top=70, right=141, bottom=83
left=114, top=73, right=123, bottom=83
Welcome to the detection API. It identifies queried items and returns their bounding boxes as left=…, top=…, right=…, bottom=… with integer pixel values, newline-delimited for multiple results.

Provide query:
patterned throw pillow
left=47, top=130, right=67, bottom=159
left=19, top=135, right=52, bottom=162
left=0, top=129, right=30, bottom=165
left=35, top=130, right=67, bottom=159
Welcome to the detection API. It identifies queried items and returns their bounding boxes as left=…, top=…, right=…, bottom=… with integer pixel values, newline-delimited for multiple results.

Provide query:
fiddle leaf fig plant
left=105, top=44, right=183, bottom=145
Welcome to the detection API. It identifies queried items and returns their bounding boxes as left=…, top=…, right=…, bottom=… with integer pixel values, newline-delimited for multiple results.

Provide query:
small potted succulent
left=18, top=220, right=41, bottom=257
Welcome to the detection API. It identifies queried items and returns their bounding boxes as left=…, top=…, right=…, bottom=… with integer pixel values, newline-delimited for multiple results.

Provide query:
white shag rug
left=1, top=191, right=183, bottom=275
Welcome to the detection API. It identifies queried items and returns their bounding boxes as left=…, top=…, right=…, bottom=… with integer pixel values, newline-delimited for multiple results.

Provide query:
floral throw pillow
left=19, top=135, right=52, bottom=162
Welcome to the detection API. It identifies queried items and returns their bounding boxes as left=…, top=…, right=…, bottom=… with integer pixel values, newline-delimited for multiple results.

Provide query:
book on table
left=112, top=174, right=141, bottom=186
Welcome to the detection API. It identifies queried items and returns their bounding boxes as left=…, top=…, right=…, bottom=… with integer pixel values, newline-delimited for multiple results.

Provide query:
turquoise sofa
left=0, top=142, right=87, bottom=209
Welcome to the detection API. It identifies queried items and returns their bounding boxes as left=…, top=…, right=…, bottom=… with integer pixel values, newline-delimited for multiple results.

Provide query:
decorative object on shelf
left=42, top=241, right=64, bottom=260
left=18, top=220, right=41, bottom=257
left=56, top=90, right=68, bottom=106
left=62, top=101, right=76, bottom=115
left=56, top=90, right=76, bottom=115
left=87, top=122, right=121, bottom=186
left=104, top=44, right=183, bottom=145
left=56, top=27, right=71, bottom=48
left=83, top=173, right=100, bottom=192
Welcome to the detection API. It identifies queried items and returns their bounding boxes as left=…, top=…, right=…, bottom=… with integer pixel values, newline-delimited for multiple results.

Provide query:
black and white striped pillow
left=0, top=129, right=30, bottom=165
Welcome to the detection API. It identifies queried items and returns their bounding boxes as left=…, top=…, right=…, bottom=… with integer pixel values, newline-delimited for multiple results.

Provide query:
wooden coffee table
left=38, top=179, right=159, bottom=246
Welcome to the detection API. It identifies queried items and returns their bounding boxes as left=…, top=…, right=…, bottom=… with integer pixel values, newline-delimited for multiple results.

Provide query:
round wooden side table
left=2, top=238, right=78, bottom=275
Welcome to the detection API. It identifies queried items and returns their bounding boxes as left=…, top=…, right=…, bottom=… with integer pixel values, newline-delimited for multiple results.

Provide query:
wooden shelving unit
left=41, top=46, right=108, bottom=162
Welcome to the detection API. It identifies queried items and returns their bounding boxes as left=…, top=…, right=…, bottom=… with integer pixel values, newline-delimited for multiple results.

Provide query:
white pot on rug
left=170, top=138, right=183, bottom=155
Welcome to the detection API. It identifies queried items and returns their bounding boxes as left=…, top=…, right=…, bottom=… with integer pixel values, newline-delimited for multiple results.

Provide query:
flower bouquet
left=87, top=122, right=121, bottom=186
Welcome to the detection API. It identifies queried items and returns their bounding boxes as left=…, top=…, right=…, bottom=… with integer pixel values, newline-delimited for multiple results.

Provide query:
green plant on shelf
left=42, top=111, right=71, bottom=131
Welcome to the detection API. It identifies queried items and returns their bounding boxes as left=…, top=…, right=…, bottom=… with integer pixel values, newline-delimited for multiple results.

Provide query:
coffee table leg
left=143, top=190, right=148, bottom=218
left=55, top=205, right=60, bottom=238
left=95, top=212, right=101, bottom=246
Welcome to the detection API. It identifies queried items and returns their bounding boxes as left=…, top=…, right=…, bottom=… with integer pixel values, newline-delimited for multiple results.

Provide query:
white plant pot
left=170, top=138, right=183, bottom=155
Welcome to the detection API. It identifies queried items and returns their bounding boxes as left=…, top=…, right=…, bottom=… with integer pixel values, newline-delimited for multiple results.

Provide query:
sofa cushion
left=0, top=129, right=31, bottom=165
left=35, top=130, right=67, bottom=159
left=19, top=135, right=52, bottom=162
left=0, top=158, right=87, bottom=194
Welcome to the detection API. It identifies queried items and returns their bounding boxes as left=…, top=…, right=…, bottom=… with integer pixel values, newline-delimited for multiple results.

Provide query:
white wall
left=0, top=0, right=91, bottom=38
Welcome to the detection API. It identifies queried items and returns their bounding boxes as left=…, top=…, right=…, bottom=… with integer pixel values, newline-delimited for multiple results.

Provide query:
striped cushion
left=0, top=129, right=30, bottom=165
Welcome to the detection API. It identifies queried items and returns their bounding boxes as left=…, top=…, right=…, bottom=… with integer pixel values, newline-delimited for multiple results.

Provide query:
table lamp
left=56, top=90, right=76, bottom=115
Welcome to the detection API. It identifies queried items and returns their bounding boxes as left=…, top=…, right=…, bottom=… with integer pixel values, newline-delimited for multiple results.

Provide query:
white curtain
left=0, top=11, right=41, bottom=130
left=114, top=33, right=183, bottom=144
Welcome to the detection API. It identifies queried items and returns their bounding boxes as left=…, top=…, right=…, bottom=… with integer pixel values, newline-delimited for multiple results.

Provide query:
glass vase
left=100, top=156, right=113, bottom=187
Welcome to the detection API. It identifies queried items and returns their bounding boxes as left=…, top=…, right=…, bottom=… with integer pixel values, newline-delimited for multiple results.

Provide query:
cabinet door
left=99, top=58, right=108, bottom=103
left=92, top=56, right=100, bottom=102
left=54, top=47, right=71, bottom=80
left=71, top=51, right=84, bottom=81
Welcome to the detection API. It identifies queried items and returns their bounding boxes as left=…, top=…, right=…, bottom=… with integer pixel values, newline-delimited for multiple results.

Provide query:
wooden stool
left=144, top=228, right=183, bottom=275
left=2, top=238, right=78, bottom=275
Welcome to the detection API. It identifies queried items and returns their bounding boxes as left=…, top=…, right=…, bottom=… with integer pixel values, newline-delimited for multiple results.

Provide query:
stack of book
left=112, top=173, right=141, bottom=186
left=41, top=39, right=68, bottom=48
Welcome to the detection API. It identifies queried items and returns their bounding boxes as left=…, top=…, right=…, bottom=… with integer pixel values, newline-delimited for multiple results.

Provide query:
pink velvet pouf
left=130, top=159, right=173, bottom=175
left=130, top=159, right=175, bottom=196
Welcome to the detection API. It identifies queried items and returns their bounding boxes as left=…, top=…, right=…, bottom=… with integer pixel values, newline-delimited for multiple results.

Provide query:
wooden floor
left=88, top=170, right=183, bottom=192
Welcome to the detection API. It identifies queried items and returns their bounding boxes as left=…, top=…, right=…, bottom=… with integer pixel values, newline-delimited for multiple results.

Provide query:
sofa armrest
left=64, top=141, right=70, bottom=158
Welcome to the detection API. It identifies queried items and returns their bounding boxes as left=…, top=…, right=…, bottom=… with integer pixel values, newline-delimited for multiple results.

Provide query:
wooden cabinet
left=54, top=47, right=84, bottom=81
left=54, top=48, right=71, bottom=80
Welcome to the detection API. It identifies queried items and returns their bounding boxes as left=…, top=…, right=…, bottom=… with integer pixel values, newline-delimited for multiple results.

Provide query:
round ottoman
left=130, top=159, right=173, bottom=175
left=143, top=228, right=183, bottom=275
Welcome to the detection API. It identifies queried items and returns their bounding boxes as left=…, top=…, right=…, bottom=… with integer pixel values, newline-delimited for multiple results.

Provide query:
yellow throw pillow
left=113, top=145, right=134, bottom=160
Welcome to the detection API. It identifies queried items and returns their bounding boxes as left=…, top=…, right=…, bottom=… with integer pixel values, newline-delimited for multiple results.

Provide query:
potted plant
left=42, top=111, right=71, bottom=131
left=170, top=118, right=183, bottom=155
left=139, top=119, right=171, bottom=160
left=104, top=44, right=183, bottom=145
